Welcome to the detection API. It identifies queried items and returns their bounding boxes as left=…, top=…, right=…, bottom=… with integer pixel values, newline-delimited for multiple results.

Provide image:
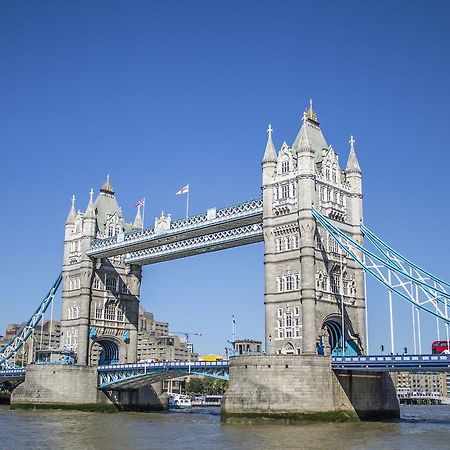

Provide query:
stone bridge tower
left=60, top=177, right=142, bottom=365
left=262, top=102, right=366, bottom=356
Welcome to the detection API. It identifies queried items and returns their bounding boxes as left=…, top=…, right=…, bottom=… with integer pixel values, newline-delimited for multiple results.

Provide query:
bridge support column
left=221, top=355, right=399, bottom=423
left=10, top=365, right=167, bottom=412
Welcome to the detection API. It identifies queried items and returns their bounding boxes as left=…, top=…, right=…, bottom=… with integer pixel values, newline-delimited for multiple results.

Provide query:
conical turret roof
left=66, top=195, right=76, bottom=224
left=346, top=136, right=362, bottom=173
left=132, top=205, right=143, bottom=230
left=262, top=124, right=277, bottom=163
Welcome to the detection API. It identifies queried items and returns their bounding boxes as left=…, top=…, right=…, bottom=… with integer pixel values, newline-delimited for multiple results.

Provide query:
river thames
left=2, top=405, right=450, bottom=449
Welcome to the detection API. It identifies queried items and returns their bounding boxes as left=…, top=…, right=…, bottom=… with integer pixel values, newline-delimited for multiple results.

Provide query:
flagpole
left=142, top=198, right=145, bottom=231
left=186, top=187, right=189, bottom=219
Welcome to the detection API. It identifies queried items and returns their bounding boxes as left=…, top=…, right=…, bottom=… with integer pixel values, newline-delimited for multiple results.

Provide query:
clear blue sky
left=1, top=1, right=449, bottom=356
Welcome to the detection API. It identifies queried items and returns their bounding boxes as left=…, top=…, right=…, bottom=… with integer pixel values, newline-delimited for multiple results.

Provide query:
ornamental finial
left=267, top=123, right=273, bottom=138
left=71, top=194, right=76, bottom=208
left=349, top=135, right=355, bottom=151
left=89, top=188, right=94, bottom=203
left=304, top=98, right=318, bottom=122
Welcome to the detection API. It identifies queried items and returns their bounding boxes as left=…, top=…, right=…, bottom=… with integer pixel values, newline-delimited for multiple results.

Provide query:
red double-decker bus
left=432, top=340, right=450, bottom=354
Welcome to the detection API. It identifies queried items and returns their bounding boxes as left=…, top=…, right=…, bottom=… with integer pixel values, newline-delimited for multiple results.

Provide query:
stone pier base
left=221, top=355, right=399, bottom=423
left=11, top=364, right=167, bottom=412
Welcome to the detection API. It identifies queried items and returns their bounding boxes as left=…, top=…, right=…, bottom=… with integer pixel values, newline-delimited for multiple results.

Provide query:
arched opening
left=90, top=339, right=119, bottom=365
left=322, top=317, right=361, bottom=357
left=283, top=342, right=295, bottom=355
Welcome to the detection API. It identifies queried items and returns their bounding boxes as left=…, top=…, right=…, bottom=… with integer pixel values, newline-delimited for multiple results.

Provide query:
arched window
left=332, top=166, right=337, bottom=183
left=325, top=163, right=331, bottom=180
left=286, top=275, right=293, bottom=291
left=106, top=277, right=117, bottom=293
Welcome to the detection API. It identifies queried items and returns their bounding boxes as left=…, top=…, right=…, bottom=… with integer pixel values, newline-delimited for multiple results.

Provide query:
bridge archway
left=90, top=338, right=121, bottom=365
left=322, top=316, right=361, bottom=357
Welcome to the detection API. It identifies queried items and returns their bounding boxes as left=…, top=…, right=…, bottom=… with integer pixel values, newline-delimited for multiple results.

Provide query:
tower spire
left=346, top=135, right=361, bottom=173
left=66, top=194, right=76, bottom=223
left=262, top=123, right=277, bottom=163
left=132, top=205, right=143, bottom=230
left=85, top=188, right=95, bottom=217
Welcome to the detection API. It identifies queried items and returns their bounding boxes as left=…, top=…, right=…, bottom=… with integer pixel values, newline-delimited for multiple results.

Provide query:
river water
left=1, top=405, right=450, bottom=450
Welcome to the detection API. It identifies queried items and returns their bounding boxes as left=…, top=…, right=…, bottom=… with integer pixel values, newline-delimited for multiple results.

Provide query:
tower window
left=281, top=160, right=290, bottom=173
left=106, top=277, right=117, bottom=293
left=281, top=184, right=289, bottom=199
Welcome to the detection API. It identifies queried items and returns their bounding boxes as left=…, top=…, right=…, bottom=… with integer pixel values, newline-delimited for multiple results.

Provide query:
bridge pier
left=221, top=355, right=399, bottom=423
left=10, top=365, right=167, bottom=412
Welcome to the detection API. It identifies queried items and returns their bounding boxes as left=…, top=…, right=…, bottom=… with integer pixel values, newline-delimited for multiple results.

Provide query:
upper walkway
left=86, top=198, right=263, bottom=264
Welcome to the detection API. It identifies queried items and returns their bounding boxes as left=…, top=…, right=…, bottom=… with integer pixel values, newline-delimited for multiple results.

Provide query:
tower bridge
left=2, top=102, right=450, bottom=420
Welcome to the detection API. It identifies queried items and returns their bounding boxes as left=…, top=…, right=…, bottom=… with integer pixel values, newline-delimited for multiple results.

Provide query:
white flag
left=176, top=184, right=189, bottom=195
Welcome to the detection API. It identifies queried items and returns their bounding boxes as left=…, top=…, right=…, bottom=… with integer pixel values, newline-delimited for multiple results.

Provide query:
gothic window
left=277, top=277, right=282, bottom=292
left=121, top=282, right=130, bottom=294
left=333, top=190, right=338, bottom=203
left=328, top=236, right=339, bottom=253
left=293, top=234, right=299, bottom=249
left=108, top=226, right=115, bottom=237
left=106, top=277, right=117, bottom=293
left=286, top=276, right=293, bottom=291
left=325, top=163, right=331, bottom=180
left=294, top=306, right=299, bottom=316
left=292, top=183, right=296, bottom=197
left=317, top=273, right=325, bottom=290
left=277, top=308, right=283, bottom=318
left=285, top=237, right=292, bottom=251
left=295, top=329, right=301, bottom=338
left=332, top=167, right=337, bottom=183
left=104, top=302, right=116, bottom=321
left=93, top=277, right=100, bottom=290
left=95, top=304, right=103, bottom=320
left=343, top=280, right=349, bottom=296
left=320, top=186, right=325, bottom=202
left=281, top=184, right=289, bottom=199
left=315, top=233, right=324, bottom=251
left=326, top=187, right=331, bottom=202
left=295, top=274, right=300, bottom=290
left=274, top=185, right=279, bottom=200
left=282, top=160, right=290, bottom=173
left=286, top=329, right=293, bottom=338
left=276, top=238, right=283, bottom=252
left=331, top=273, right=340, bottom=294
left=117, top=307, right=124, bottom=322
left=286, top=315, right=293, bottom=327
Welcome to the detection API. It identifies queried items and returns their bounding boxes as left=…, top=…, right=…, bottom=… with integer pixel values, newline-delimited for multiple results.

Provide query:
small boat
left=168, top=393, right=192, bottom=409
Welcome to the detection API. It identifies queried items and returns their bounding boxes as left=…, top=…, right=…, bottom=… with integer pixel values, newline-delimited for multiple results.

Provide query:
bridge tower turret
left=345, top=136, right=366, bottom=350
left=60, top=177, right=142, bottom=366
left=261, top=102, right=366, bottom=357
left=296, top=115, right=317, bottom=355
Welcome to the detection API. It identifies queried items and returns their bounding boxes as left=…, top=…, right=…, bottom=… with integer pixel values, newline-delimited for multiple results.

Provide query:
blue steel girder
left=0, top=368, right=26, bottom=381
left=97, top=361, right=229, bottom=390
left=311, top=207, right=450, bottom=326
left=332, top=354, right=450, bottom=372
left=0, top=274, right=62, bottom=369
left=125, top=223, right=263, bottom=265
left=87, top=198, right=263, bottom=260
